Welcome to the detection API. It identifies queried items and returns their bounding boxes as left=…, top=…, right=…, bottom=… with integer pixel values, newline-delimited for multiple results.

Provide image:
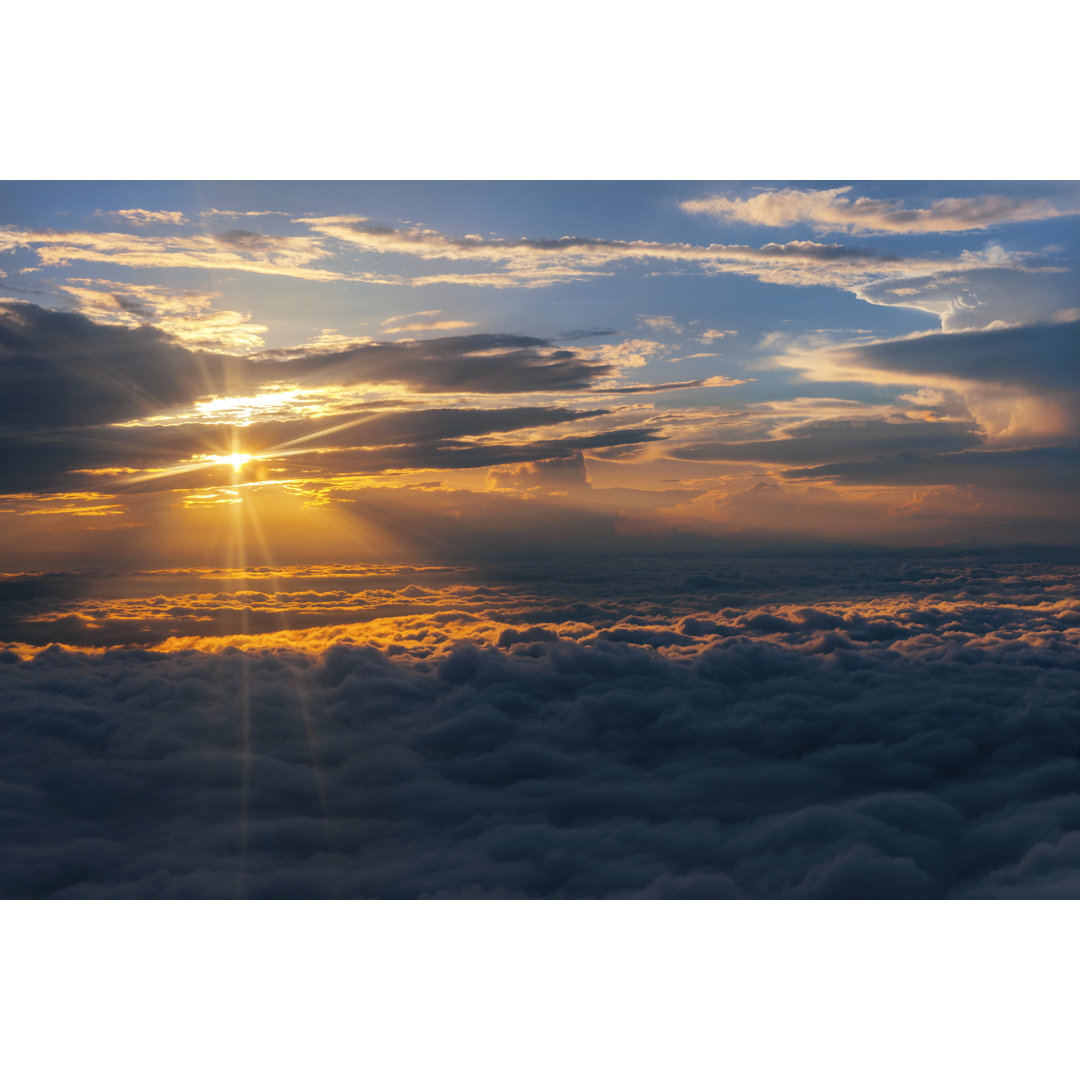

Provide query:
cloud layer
left=2, top=554, right=1078, bottom=898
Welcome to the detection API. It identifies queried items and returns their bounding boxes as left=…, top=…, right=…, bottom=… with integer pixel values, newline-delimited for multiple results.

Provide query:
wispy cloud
left=636, top=314, right=681, bottom=333
left=382, top=312, right=479, bottom=334
left=2, top=226, right=344, bottom=281
left=95, top=209, right=187, bottom=226
left=292, top=214, right=973, bottom=290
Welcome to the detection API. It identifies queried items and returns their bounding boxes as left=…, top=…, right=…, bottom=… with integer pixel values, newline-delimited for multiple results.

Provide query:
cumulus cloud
left=680, top=187, right=1080, bottom=235
left=585, top=338, right=670, bottom=368
left=2, top=554, right=1079, bottom=898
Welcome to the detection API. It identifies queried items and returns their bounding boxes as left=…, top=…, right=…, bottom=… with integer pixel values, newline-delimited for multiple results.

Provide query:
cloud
left=2, top=226, right=344, bottom=282
left=0, top=303, right=657, bottom=495
left=774, top=319, right=1080, bottom=441
left=855, top=267, right=1080, bottom=331
left=671, top=416, right=983, bottom=465
left=585, top=338, right=669, bottom=369
left=385, top=320, right=479, bottom=334
left=199, top=209, right=290, bottom=219
left=700, top=329, right=737, bottom=342
left=0, top=301, right=626, bottom=426
left=2, top=555, right=1079, bottom=898
left=586, top=375, right=749, bottom=395
left=381, top=310, right=442, bottom=326
left=636, top=315, right=681, bottom=333
left=279, top=427, right=664, bottom=476
left=292, top=214, right=969, bottom=291
left=97, top=209, right=187, bottom=226
left=0, top=300, right=239, bottom=430
left=784, top=446, right=1080, bottom=489
left=56, top=278, right=268, bottom=353
left=680, top=186, right=1080, bottom=235
left=486, top=451, right=591, bottom=492
left=258, top=333, right=617, bottom=395
left=813, top=320, right=1080, bottom=391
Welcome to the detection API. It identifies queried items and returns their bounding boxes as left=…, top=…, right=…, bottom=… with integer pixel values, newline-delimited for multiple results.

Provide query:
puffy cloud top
left=2, top=554, right=1079, bottom=898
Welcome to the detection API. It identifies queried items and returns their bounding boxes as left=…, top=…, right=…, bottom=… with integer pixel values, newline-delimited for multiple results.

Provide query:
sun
left=210, top=453, right=254, bottom=470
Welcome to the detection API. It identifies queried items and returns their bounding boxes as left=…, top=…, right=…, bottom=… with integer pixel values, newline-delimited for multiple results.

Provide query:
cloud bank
left=2, top=554, right=1078, bottom=898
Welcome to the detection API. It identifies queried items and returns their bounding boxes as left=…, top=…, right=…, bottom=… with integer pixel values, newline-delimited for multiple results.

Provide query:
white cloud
left=680, top=186, right=1079, bottom=235
left=97, top=209, right=187, bottom=226
left=636, top=314, right=681, bottom=333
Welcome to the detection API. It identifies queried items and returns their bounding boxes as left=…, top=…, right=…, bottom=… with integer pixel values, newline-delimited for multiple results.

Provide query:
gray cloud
left=0, top=301, right=645, bottom=492
left=0, top=300, right=237, bottom=428
left=265, top=427, right=663, bottom=478
left=258, top=334, right=614, bottom=394
left=835, top=320, right=1080, bottom=391
left=0, top=302, right=620, bottom=440
left=2, top=554, right=1079, bottom=898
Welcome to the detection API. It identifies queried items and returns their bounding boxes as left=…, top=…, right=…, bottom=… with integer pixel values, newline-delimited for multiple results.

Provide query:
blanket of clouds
left=3, top=552, right=1078, bottom=898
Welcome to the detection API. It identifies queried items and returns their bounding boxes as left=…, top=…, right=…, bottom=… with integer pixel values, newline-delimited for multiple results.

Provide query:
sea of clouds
left=2, top=552, right=1079, bottom=898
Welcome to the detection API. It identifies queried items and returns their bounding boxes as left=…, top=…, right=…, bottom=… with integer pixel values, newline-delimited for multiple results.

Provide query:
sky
left=2, top=181, right=1080, bottom=901
left=2, top=180, right=1078, bottom=568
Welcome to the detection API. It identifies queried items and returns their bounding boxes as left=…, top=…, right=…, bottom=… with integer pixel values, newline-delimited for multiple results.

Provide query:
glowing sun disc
left=211, top=453, right=253, bottom=469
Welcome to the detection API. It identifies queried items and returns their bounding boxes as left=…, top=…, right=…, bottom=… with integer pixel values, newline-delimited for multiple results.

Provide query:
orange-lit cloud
left=56, top=278, right=268, bottom=353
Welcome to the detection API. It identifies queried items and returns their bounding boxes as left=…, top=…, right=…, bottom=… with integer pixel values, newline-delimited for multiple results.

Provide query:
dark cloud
left=0, top=300, right=236, bottom=428
left=237, top=406, right=609, bottom=454
left=836, top=319, right=1080, bottom=391
left=275, top=427, right=662, bottom=476
left=0, top=405, right=620, bottom=494
left=2, top=554, right=1079, bottom=898
left=487, top=452, right=591, bottom=492
left=259, top=334, right=614, bottom=394
left=558, top=328, right=620, bottom=341
left=0, top=299, right=639, bottom=492
left=0, top=302, right=619, bottom=438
